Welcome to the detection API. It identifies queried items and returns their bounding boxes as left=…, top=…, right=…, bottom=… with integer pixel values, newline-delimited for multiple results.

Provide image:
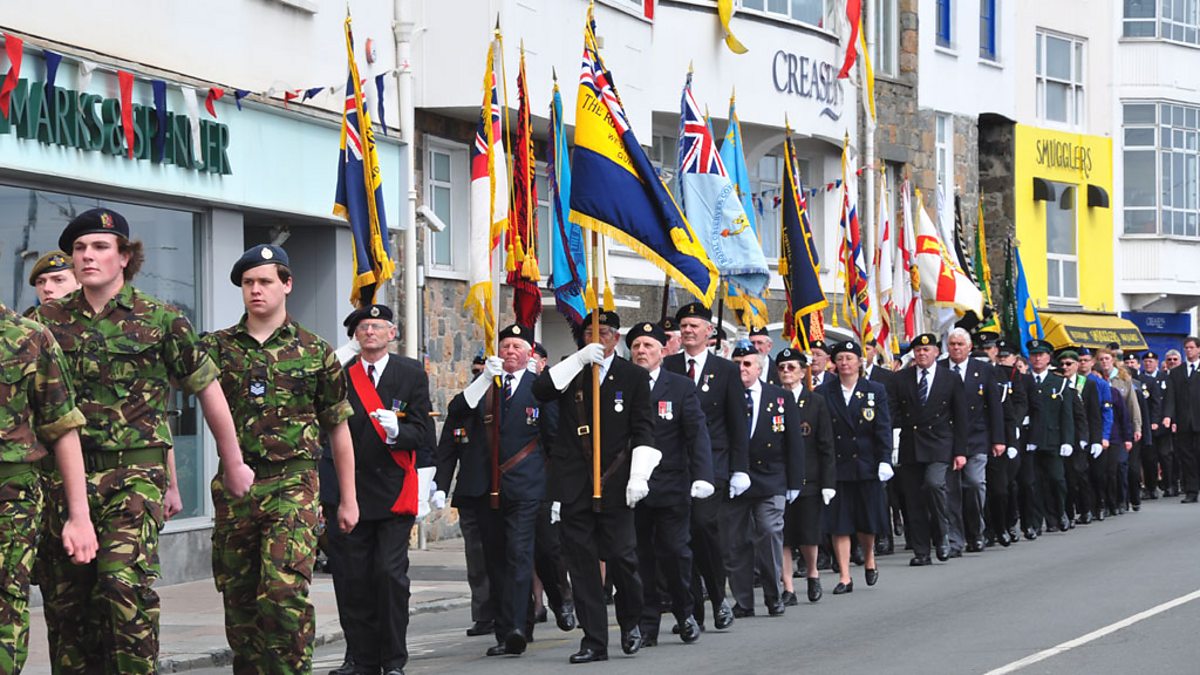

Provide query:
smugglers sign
left=0, top=78, right=232, bottom=175
left=771, top=50, right=844, bottom=121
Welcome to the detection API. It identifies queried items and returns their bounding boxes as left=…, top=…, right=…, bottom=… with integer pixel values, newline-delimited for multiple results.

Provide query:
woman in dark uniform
left=815, top=340, right=893, bottom=594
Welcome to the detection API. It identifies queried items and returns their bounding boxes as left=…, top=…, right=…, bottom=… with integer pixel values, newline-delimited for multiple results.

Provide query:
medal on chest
left=772, top=414, right=785, bottom=433
left=526, top=407, right=540, bottom=425
left=701, top=373, right=712, bottom=393
left=867, top=392, right=875, bottom=407
left=863, top=407, right=876, bottom=421
left=658, top=400, right=673, bottom=420
left=453, top=427, right=470, bottom=444
left=614, top=390, right=624, bottom=413
left=393, top=398, right=408, bottom=419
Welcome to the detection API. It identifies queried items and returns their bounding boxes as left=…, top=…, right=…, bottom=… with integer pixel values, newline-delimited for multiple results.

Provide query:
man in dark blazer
left=750, top=326, right=780, bottom=386
left=808, top=340, right=833, bottom=390
left=989, top=339, right=1027, bottom=547
left=1138, top=351, right=1172, bottom=499
left=663, top=302, right=747, bottom=631
left=941, top=328, right=1005, bottom=554
left=1024, top=340, right=1076, bottom=534
left=531, top=311, right=658, bottom=663
left=726, top=342, right=805, bottom=617
left=889, top=333, right=967, bottom=566
left=626, top=322, right=714, bottom=646
left=1058, top=349, right=1099, bottom=526
left=1167, top=336, right=1200, bottom=503
left=330, top=305, right=434, bottom=675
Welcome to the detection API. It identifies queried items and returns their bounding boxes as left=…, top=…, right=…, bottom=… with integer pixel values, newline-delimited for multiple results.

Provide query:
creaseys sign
left=771, top=50, right=844, bottom=121
left=0, top=78, right=232, bottom=174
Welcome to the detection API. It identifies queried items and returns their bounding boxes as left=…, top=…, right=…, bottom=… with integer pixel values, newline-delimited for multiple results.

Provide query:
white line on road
left=984, top=588, right=1200, bottom=674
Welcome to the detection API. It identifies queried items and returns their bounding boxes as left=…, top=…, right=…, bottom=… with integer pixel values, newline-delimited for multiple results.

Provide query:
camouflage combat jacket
left=202, top=315, right=352, bottom=464
left=34, top=285, right=218, bottom=453
left=0, top=304, right=85, bottom=463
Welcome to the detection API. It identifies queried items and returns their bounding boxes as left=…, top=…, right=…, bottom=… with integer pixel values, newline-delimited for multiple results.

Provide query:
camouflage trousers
left=212, top=469, right=319, bottom=675
left=0, top=471, right=42, bottom=675
left=40, top=465, right=166, bottom=675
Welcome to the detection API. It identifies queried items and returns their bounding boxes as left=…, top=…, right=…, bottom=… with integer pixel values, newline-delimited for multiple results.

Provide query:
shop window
left=1036, top=31, right=1086, bottom=128
left=424, top=137, right=470, bottom=278
left=936, top=113, right=954, bottom=196
left=936, top=0, right=952, bottom=48
left=0, top=185, right=207, bottom=518
left=740, top=0, right=833, bottom=28
left=1122, top=101, right=1200, bottom=237
left=1046, top=180, right=1078, bottom=302
left=873, top=0, right=899, bottom=77
left=979, top=0, right=998, bottom=61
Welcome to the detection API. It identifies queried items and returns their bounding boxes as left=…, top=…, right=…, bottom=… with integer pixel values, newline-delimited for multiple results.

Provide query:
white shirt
left=360, top=353, right=390, bottom=387
left=598, top=352, right=616, bottom=383
left=648, top=367, right=661, bottom=390
left=811, top=369, right=827, bottom=389
left=788, top=384, right=803, bottom=403
left=746, top=381, right=762, bottom=437
left=1188, top=359, right=1200, bottom=377
left=863, top=364, right=874, bottom=380
left=1032, top=369, right=1048, bottom=385
left=949, top=358, right=969, bottom=382
left=759, top=354, right=770, bottom=382
left=841, top=380, right=857, bottom=406
left=502, top=366, right=526, bottom=396
left=917, top=364, right=937, bottom=390
left=683, top=348, right=710, bottom=387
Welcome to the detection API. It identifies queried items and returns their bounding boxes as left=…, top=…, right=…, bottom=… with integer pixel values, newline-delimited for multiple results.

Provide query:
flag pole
left=591, top=229, right=603, bottom=513
left=488, top=26, right=502, bottom=511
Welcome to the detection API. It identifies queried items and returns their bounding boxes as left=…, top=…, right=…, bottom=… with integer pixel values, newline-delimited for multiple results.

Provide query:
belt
left=84, top=448, right=165, bottom=473
left=0, top=462, right=36, bottom=480
left=247, top=458, right=317, bottom=479
left=499, top=440, right=539, bottom=474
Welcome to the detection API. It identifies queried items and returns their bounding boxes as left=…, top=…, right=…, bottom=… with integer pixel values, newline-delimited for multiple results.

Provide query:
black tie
left=953, top=363, right=962, bottom=379
left=367, top=363, right=376, bottom=387
left=918, top=369, right=929, bottom=404
left=744, top=389, right=754, bottom=438
left=688, top=358, right=697, bottom=382
left=504, top=373, right=514, bottom=400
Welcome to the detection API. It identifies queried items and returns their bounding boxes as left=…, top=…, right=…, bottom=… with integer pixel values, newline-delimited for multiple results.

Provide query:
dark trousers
left=1017, top=450, right=1041, bottom=530
left=457, top=499, right=496, bottom=624
left=1036, top=452, right=1067, bottom=525
left=1065, top=452, right=1091, bottom=520
left=635, top=501, right=693, bottom=638
left=533, top=500, right=572, bottom=616
left=688, top=479, right=728, bottom=625
left=985, top=453, right=1010, bottom=536
left=1087, top=448, right=1109, bottom=514
left=1129, top=445, right=1144, bottom=506
left=475, top=498, right=540, bottom=641
left=329, top=514, right=415, bottom=671
left=1178, top=431, right=1200, bottom=497
left=898, top=461, right=950, bottom=557
left=560, top=497, right=642, bottom=653
left=1146, top=433, right=1173, bottom=494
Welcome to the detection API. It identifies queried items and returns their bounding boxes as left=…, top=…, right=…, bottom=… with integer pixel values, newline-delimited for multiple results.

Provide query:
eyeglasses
left=777, top=363, right=801, bottom=371
left=355, top=322, right=392, bottom=334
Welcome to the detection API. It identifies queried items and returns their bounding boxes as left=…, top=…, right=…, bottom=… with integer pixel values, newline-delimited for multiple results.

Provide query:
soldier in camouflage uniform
left=0, top=301, right=97, bottom=675
left=203, top=244, right=358, bottom=674
left=35, top=208, right=252, bottom=674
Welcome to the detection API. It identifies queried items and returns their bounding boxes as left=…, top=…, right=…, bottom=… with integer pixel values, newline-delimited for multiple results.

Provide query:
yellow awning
left=1040, top=311, right=1148, bottom=351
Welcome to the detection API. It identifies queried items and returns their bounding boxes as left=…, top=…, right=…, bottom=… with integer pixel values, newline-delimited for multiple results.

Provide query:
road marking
left=985, top=588, right=1200, bottom=674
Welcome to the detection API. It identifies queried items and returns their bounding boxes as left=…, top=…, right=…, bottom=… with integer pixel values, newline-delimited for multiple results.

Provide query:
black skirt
left=783, top=493, right=823, bottom=547
left=824, top=479, right=887, bottom=535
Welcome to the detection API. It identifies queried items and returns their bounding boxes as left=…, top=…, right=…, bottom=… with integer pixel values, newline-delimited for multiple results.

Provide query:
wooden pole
left=591, top=229, right=603, bottom=512
left=660, top=273, right=670, bottom=320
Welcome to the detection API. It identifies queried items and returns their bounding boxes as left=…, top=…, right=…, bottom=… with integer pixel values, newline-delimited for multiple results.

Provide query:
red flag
left=506, top=49, right=541, bottom=327
left=837, top=0, right=862, bottom=79
left=118, top=70, right=135, bottom=159
left=205, top=87, right=225, bottom=117
left=284, top=89, right=300, bottom=106
left=1, top=34, right=24, bottom=119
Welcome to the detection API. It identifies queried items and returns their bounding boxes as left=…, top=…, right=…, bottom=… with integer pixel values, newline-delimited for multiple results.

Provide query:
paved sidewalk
left=22, top=537, right=470, bottom=674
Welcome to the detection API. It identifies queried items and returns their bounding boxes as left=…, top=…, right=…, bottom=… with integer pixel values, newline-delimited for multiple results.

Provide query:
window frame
left=979, top=0, right=998, bottom=61
left=935, top=112, right=954, bottom=199
left=423, top=135, right=471, bottom=280
left=1045, top=180, right=1079, bottom=303
left=737, top=0, right=835, bottom=30
left=873, top=0, right=900, bottom=77
left=1123, top=100, right=1200, bottom=238
left=936, top=0, right=953, bottom=48
left=1035, top=30, right=1086, bottom=130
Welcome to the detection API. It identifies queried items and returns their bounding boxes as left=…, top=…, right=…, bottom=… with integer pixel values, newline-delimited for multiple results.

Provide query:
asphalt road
left=195, top=500, right=1200, bottom=674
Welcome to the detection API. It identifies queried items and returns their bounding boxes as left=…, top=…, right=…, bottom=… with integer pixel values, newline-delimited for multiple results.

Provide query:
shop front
left=1122, top=311, right=1192, bottom=358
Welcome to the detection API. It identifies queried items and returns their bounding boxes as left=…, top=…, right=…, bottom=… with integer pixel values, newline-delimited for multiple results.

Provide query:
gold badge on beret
left=512, top=324, right=520, bottom=334
left=100, top=212, right=113, bottom=229
left=370, top=306, right=381, bottom=318
left=644, top=323, right=652, bottom=331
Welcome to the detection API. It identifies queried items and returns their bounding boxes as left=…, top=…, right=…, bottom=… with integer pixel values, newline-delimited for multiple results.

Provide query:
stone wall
left=978, top=116, right=1016, bottom=301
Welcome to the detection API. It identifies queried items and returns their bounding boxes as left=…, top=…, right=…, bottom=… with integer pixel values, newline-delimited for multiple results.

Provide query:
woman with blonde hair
left=1097, top=349, right=1142, bottom=515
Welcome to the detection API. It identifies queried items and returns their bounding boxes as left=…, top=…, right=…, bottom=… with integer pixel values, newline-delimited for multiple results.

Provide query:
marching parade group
left=2, top=206, right=1199, bottom=675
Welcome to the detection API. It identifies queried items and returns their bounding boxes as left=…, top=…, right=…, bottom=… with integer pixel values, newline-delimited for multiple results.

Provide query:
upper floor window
left=936, top=0, right=952, bottom=48
left=740, top=0, right=833, bottom=28
left=980, top=0, right=998, bottom=61
left=873, top=0, right=900, bottom=77
left=424, top=137, right=470, bottom=277
left=1123, top=0, right=1200, bottom=43
left=1036, top=31, right=1085, bottom=128
left=1046, top=181, right=1079, bottom=302
left=1122, top=101, right=1200, bottom=237
left=936, top=113, right=954, bottom=196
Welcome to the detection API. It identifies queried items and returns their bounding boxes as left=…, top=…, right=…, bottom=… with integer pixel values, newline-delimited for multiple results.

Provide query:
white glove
left=373, top=409, right=400, bottom=443
left=729, top=471, right=751, bottom=498
left=1025, top=444, right=1037, bottom=452
left=550, top=501, right=561, bottom=524
left=891, top=448, right=899, bottom=465
left=1079, top=440, right=1087, bottom=450
left=878, top=462, right=894, bottom=482
left=1006, top=447, right=1017, bottom=459
left=821, top=488, right=836, bottom=505
left=1090, top=443, right=1103, bottom=459
left=786, top=489, right=800, bottom=503
left=484, top=355, right=504, bottom=377
left=1059, top=443, right=1073, bottom=457
left=690, top=480, right=715, bottom=499
left=431, top=490, right=446, bottom=510
left=463, top=370, right=495, bottom=409
left=625, top=446, right=663, bottom=508
left=334, top=337, right=362, bottom=366
left=548, top=343, right=605, bottom=391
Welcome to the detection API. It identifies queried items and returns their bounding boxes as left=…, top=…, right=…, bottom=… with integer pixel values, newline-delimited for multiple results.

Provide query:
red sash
left=348, top=360, right=419, bottom=516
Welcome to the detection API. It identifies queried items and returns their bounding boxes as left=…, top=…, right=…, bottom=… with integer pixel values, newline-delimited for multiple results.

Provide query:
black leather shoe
left=909, top=554, right=932, bottom=567
left=383, top=669, right=405, bottom=675
left=832, top=581, right=853, bottom=594
left=865, top=568, right=879, bottom=586
left=806, top=577, right=823, bottom=602
left=1095, top=509, right=1106, bottom=521
left=1183, top=494, right=1199, bottom=504
left=767, top=602, right=785, bottom=616
left=1132, top=503, right=1141, bottom=511
left=534, top=607, right=548, bottom=623
left=1007, top=526, right=1021, bottom=542
left=487, top=643, right=509, bottom=657
left=850, top=548, right=865, bottom=566
left=935, top=540, right=950, bottom=562
left=1023, top=528, right=1037, bottom=540
left=966, top=540, right=983, bottom=553
left=678, top=616, right=701, bottom=643
left=641, top=635, right=658, bottom=648
left=731, top=604, right=755, bottom=618
left=504, top=629, right=527, bottom=655
left=621, top=626, right=643, bottom=655
left=713, top=601, right=734, bottom=629
left=328, top=658, right=358, bottom=675
left=1077, top=512, right=1092, bottom=525
left=997, top=530, right=1011, bottom=547
left=553, top=604, right=577, bottom=632
left=569, top=648, right=608, bottom=664
left=466, top=620, right=494, bottom=636
left=781, top=590, right=799, bottom=606
left=1059, top=514, right=1071, bottom=531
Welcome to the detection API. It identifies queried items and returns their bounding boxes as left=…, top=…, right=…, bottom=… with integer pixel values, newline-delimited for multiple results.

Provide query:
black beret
left=974, top=331, right=999, bottom=347
left=498, top=323, right=534, bottom=347
left=749, top=326, right=770, bottom=337
left=532, top=342, right=548, bottom=358
left=1142, top=351, right=1159, bottom=360
left=912, top=333, right=939, bottom=348
left=776, top=347, right=807, bottom=365
left=1075, top=346, right=1092, bottom=357
left=675, top=302, right=712, bottom=323
left=809, top=339, right=829, bottom=354
left=28, top=250, right=73, bottom=286
left=1026, top=339, right=1054, bottom=355
left=830, top=340, right=862, bottom=358
left=625, top=321, right=666, bottom=348
left=1106, top=342, right=1122, bottom=351
left=659, top=317, right=680, bottom=332
left=231, top=244, right=290, bottom=286
left=582, top=310, right=620, bottom=329
left=995, top=338, right=1015, bottom=356
left=342, top=304, right=394, bottom=337
left=59, top=208, right=129, bottom=251
left=730, top=339, right=756, bottom=358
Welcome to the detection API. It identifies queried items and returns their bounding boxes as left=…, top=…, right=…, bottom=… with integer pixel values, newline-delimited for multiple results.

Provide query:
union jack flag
left=678, top=75, right=727, bottom=177
left=578, top=19, right=630, bottom=136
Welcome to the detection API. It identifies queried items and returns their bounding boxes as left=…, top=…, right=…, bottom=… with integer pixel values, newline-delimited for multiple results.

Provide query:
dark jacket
left=1027, top=371, right=1075, bottom=450
left=790, top=387, right=836, bottom=496
left=664, top=351, right=750, bottom=481
left=642, top=369, right=714, bottom=507
left=819, top=377, right=892, bottom=481
left=997, top=363, right=1029, bottom=450
left=739, top=382, right=805, bottom=498
left=1138, top=369, right=1170, bottom=439
left=890, top=364, right=968, bottom=464
left=940, top=358, right=1005, bottom=453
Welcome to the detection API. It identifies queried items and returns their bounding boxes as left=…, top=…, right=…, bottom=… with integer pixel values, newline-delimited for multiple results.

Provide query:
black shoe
left=1023, top=528, right=1038, bottom=541
left=816, top=550, right=832, bottom=570
left=996, top=530, right=1011, bottom=547
left=328, top=658, right=358, bottom=675
left=713, top=601, right=734, bottom=630
left=534, top=607, right=548, bottom=624
left=1183, top=494, right=1199, bottom=504
left=832, top=581, right=853, bottom=594
left=850, top=549, right=865, bottom=566
left=767, top=602, right=786, bottom=616
left=621, top=626, right=643, bottom=655
left=1077, top=512, right=1092, bottom=525
left=553, top=604, right=577, bottom=632
left=893, top=518, right=905, bottom=538
left=966, top=540, right=984, bottom=553
left=782, top=590, right=799, bottom=606
left=1095, top=509, right=1106, bottom=522
left=641, top=634, right=658, bottom=648
left=1132, top=503, right=1141, bottom=511
left=935, top=539, right=950, bottom=562
left=731, top=604, right=755, bottom=618
left=1008, top=526, right=1021, bottom=542
left=806, top=577, right=823, bottom=601
left=865, top=568, right=878, bottom=586
left=830, top=558, right=841, bottom=574
left=487, top=643, right=508, bottom=657
left=678, top=616, right=701, bottom=643
left=466, top=620, right=494, bottom=637
left=504, top=629, right=527, bottom=655
left=875, top=539, right=895, bottom=556
left=569, top=648, right=608, bottom=664
left=909, top=554, right=932, bottom=567
left=383, top=669, right=405, bottom=675
left=1059, top=515, right=1071, bottom=531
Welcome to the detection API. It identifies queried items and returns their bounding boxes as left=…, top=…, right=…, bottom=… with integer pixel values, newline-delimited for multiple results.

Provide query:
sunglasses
left=777, top=363, right=801, bottom=371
